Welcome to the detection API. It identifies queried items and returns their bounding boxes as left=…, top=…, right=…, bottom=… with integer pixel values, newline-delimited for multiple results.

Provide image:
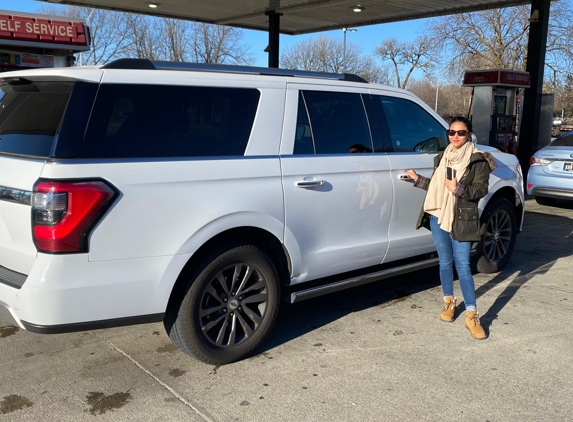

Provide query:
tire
left=473, top=198, right=518, bottom=274
left=165, top=243, right=280, bottom=365
left=534, top=196, right=557, bottom=206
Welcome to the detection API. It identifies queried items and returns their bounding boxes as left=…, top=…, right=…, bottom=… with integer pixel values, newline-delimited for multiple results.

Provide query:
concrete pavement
left=1, top=196, right=572, bottom=421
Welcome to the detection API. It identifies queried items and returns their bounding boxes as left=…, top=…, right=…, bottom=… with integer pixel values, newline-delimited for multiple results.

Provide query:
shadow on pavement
left=260, top=199, right=573, bottom=352
left=261, top=266, right=442, bottom=354
left=475, top=201, right=573, bottom=334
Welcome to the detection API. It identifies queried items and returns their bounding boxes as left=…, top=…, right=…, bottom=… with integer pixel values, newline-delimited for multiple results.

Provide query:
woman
left=405, top=116, right=495, bottom=340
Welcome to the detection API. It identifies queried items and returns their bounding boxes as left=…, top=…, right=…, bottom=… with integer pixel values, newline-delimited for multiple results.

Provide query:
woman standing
left=405, top=116, right=496, bottom=340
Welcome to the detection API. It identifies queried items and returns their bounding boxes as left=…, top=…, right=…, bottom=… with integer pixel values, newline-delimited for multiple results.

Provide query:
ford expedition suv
left=0, top=59, right=524, bottom=364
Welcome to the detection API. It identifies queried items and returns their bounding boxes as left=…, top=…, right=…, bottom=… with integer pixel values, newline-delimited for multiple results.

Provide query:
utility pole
left=341, top=27, right=357, bottom=73
left=435, top=81, right=439, bottom=112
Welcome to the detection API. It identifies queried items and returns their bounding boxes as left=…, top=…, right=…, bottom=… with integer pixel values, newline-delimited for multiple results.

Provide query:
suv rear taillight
left=32, top=179, right=118, bottom=253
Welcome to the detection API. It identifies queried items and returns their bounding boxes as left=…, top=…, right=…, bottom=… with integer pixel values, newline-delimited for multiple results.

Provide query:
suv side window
left=296, top=90, right=373, bottom=154
left=293, top=92, right=315, bottom=154
left=80, top=84, right=260, bottom=158
left=374, top=96, right=447, bottom=153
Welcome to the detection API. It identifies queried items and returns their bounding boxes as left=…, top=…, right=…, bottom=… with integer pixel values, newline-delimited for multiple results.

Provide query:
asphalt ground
left=1, top=196, right=572, bottom=421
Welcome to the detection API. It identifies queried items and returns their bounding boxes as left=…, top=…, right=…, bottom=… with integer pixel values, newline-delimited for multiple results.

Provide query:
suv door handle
left=295, top=180, right=325, bottom=188
left=398, top=174, right=414, bottom=182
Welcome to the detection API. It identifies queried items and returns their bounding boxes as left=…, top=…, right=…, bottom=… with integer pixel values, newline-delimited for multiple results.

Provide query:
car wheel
left=473, top=198, right=518, bottom=274
left=165, top=243, right=280, bottom=365
left=534, top=196, right=557, bottom=206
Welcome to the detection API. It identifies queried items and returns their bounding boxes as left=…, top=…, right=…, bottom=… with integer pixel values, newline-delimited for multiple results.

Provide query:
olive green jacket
left=414, top=150, right=496, bottom=241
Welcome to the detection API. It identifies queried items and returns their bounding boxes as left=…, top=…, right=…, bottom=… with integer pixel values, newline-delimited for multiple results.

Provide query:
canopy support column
left=265, top=11, right=282, bottom=68
left=518, top=0, right=551, bottom=180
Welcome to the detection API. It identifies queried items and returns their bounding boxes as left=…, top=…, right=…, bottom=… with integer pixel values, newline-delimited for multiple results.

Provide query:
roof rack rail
left=102, top=58, right=368, bottom=83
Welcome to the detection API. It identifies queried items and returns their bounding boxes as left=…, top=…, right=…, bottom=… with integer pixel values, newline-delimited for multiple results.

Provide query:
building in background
left=0, top=9, right=90, bottom=72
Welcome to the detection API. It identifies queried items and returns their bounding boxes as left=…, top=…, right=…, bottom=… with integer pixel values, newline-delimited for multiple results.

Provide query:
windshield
left=0, top=80, right=74, bottom=157
left=551, top=132, right=573, bottom=147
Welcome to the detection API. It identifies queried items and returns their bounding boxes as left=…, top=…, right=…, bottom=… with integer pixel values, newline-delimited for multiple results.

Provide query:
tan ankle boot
left=465, top=311, right=487, bottom=340
left=440, top=296, right=456, bottom=322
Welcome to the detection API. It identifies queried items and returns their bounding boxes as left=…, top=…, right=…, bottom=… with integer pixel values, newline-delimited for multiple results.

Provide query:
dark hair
left=348, top=143, right=372, bottom=153
left=450, top=116, right=472, bottom=132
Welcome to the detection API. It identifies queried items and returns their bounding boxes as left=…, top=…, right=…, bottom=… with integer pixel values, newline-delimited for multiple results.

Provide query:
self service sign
left=0, top=10, right=90, bottom=51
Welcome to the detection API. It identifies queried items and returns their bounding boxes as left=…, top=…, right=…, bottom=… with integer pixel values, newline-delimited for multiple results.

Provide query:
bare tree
left=281, top=36, right=333, bottom=72
left=157, top=18, right=192, bottom=62
left=38, top=5, right=129, bottom=65
left=280, top=35, right=387, bottom=83
left=39, top=5, right=252, bottom=65
left=359, top=56, right=393, bottom=84
left=188, top=23, right=253, bottom=65
left=438, top=84, right=474, bottom=119
left=550, top=73, right=573, bottom=119
left=374, top=36, right=437, bottom=88
left=282, top=35, right=347, bottom=73
left=544, top=1, right=573, bottom=83
left=407, top=79, right=440, bottom=112
left=408, top=78, right=473, bottom=119
left=122, top=14, right=162, bottom=60
left=123, top=16, right=193, bottom=62
left=428, top=1, right=573, bottom=81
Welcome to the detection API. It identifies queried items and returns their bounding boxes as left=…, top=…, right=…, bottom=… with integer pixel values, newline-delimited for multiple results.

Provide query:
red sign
left=0, top=12, right=89, bottom=48
left=463, top=70, right=499, bottom=85
left=463, top=69, right=530, bottom=88
left=499, top=70, right=530, bottom=86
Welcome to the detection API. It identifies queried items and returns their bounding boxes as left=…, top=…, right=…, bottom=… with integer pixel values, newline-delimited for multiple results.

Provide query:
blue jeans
left=429, top=215, right=477, bottom=311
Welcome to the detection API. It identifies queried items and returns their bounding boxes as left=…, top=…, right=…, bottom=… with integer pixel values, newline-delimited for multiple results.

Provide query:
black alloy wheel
left=199, top=262, right=269, bottom=348
left=165, top=243, right=280, bottom=365
left=473, top=198, right=518, bottom=274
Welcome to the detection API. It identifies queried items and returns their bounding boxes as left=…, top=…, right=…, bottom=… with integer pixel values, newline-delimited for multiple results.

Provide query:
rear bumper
left=527, top=167, right=573, bottom=199
left=0, top=252, right=189, bottom=331
left=0, top=300, right=20, bottom=327
left=529, top=187, right=573, bottom=200
left=19, top=313, right=164, bottom=334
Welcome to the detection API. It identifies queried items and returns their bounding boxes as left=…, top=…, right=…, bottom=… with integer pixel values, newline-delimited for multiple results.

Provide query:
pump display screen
left=494, top=96, right=506, bottom=115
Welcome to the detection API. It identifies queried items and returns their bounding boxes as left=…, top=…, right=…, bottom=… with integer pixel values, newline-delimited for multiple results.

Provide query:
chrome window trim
left=0, top=186, right=32, bottom=205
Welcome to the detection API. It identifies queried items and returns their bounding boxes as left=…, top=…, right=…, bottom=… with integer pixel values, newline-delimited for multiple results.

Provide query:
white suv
left=0, top=59, right=524, bottom=364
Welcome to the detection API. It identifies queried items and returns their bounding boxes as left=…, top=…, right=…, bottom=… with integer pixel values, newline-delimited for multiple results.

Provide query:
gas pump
left=463, top=69, right=530, bottom=155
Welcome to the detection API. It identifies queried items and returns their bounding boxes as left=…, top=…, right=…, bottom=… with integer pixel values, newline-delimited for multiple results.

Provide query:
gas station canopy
left=38, top=0, right=531, bottom=35
left=36, top=0, right=545, bottom=174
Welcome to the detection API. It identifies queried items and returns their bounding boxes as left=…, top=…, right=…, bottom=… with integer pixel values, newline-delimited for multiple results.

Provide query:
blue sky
left=1, top=0, right=427, bottom=67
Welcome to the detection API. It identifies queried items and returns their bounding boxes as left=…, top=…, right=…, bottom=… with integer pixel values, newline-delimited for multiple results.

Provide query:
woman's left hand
left=444, top=177, right=457, bottom=193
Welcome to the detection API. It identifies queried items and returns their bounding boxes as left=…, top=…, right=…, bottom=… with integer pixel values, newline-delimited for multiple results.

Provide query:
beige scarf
left=423, top=141, right=476, bottom=233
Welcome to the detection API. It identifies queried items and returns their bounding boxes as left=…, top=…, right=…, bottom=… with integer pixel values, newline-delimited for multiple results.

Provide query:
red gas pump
left=463, top=69, right=530, bottom=156
left=493, top=115, right=516, bottom=154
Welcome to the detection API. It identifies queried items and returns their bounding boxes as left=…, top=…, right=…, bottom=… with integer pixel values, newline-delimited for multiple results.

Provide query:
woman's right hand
left=405, top=169, right=419, bottom=182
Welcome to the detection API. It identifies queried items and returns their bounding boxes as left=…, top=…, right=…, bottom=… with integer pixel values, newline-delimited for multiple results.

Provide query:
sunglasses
left=447, top=129, right=468, bottom=137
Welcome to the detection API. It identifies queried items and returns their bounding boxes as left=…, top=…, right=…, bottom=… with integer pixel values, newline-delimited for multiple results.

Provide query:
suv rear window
left=80, top=84, right=260, bottom=158
left=0, top=80, right=73, bottom=157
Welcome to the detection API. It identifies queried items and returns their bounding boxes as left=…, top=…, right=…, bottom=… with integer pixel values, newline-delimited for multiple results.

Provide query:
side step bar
left=288, top=257, right=440, bottom=304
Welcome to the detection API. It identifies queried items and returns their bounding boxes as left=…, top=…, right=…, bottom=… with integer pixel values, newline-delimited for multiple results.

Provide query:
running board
left=288, top=257, right=440, bottom=304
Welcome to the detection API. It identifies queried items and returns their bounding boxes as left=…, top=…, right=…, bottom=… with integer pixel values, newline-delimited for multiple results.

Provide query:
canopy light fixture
left=352, top=5, right=365, bottom=12
left=148, top=3, right=159, bottom=8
